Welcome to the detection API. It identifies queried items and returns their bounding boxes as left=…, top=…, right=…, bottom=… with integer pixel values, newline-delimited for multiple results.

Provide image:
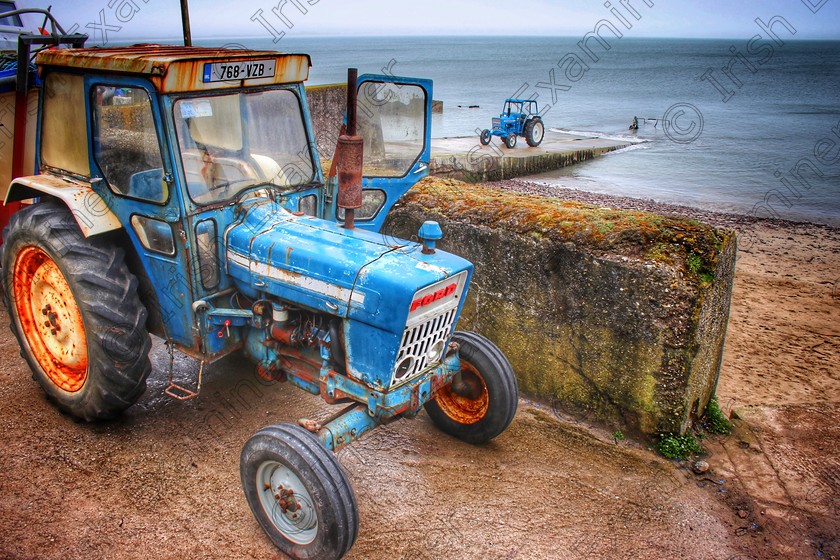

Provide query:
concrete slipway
left=430, top=130, right=632, bottom=182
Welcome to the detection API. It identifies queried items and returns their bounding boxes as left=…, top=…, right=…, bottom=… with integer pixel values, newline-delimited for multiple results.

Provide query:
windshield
left=173, top=88, right=315, bottom=205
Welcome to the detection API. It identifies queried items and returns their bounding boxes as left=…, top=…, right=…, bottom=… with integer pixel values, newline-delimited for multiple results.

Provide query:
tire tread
left=2, top=202, right=152, bottom=421
left=241, top=424, right=359, bottom=559
left=425, top=331, right=518, bottom=444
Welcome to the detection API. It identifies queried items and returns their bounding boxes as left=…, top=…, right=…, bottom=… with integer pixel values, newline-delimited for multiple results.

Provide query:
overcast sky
left=12, top=0, right=840, bottom=41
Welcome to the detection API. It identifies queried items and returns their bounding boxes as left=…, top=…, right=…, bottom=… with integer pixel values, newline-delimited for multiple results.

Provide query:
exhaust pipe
left=337, top=68, right=363, bottom=229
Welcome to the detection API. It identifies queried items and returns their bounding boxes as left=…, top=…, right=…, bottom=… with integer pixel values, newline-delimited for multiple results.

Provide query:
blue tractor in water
left=1, top=38, right=518, bottom=560
left=480, top=98, right=545, bottom=149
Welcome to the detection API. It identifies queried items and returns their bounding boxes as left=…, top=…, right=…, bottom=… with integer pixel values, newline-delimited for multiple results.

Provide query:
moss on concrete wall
left=384, top=178, right=736, bottom=436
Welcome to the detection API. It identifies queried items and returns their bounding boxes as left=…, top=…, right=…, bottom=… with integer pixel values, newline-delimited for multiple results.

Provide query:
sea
left=196, top=36, right=840, bottom=226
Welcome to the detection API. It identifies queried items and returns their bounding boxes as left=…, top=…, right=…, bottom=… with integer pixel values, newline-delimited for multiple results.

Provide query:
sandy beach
left=493, top=178, right=840, bottom=409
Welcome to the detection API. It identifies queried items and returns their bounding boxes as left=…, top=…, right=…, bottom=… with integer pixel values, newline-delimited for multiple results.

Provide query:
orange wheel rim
left=13, top=246, right=88, bottom=392
left=435, top=361, right=489, bottom=425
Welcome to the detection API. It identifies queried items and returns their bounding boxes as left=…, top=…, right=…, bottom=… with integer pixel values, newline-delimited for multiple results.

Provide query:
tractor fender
left=4, top=175, right=122, bottom=237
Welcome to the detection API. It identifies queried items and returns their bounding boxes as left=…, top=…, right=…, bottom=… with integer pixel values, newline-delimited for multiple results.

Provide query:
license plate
left=203, top=60, right=277, bottom=83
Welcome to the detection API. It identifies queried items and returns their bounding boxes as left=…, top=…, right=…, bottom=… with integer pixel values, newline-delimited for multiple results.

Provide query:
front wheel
left=504, top=134, right=517, bottom=149
left=479, top=129, right=492, bottom=145
left=241, top=423, right=359, bottom=560
left=425, top=331, right=518, bottom=444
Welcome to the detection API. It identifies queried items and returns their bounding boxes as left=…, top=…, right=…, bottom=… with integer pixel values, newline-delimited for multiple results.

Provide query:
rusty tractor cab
left=0, top=35, right=518, bottom=560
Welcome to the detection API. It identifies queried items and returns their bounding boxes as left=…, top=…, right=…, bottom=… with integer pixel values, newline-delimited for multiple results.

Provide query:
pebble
left=692, top=460, right=710, bottom=474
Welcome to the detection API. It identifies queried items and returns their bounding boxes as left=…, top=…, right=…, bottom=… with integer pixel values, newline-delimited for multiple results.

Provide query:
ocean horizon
left=183, top=35, right=839, bottom=227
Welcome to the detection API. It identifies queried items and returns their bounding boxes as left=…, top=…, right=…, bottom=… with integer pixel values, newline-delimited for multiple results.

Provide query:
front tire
left=480, top=129, right=492, bottom=145
left=2, top=202, right=151, bottom=421
left=504, top=134, right=517, bottom=149
left=525, top=118, right=545, bottom=147
left=425, top=331, right=518, bottom=444
left=241, top=424, right=359, bottom=560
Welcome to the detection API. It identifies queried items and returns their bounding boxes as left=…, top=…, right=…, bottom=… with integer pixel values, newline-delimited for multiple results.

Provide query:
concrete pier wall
left=385, top=180, right=737, bottom=437
left=430, top=145, right=625, bottom=183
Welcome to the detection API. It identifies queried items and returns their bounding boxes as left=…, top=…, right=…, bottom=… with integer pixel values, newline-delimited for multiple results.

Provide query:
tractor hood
left=225, top=201, right=472, bottom=334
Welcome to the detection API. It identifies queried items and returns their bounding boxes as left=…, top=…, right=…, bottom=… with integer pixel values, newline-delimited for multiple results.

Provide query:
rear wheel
left=480, top=129, right=492, bottom=145
left=525, top=118, right=545, bottom=147
left=504, top=134, right=517, bottom=149
left=425, top=331, right=518, bottom=444
left=1, top=202, right=151, bottom=421
left=241, top=424, right=359, bottom=560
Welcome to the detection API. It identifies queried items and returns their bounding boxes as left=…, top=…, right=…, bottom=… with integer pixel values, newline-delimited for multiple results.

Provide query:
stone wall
left=384, top=179, right=737, bottom=436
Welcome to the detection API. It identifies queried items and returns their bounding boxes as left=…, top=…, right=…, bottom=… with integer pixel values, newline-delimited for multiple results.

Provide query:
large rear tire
left=525, top=118, right=545, bottom=147
left=241, top=424, right=359, bottom=560
left=425, top=331, right=518, bottom=444
left=1, top=202, right=151, bottom=421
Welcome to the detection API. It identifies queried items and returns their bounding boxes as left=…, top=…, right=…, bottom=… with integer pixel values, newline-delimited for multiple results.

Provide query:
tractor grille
left=492, top=117, right=501, bottom=128
left=391, top=307, right=458, bottom=387
left=390, top=272, right=467, bottom=388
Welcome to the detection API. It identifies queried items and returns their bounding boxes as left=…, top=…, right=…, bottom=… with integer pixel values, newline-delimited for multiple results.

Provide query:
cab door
left=86, top=77, right=196, bottom=348
left=330, top=75, right=433, bottom=232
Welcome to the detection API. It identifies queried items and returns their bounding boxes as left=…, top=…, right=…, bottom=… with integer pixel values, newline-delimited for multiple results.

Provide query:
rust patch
left=13, top=246, right=88, bottom=392
left=297, top=418, right=322, bottom=433
left=431, top=360, right=489, bottom=425
left=336, top=135, right=364, bottom=209
left=37, top=46, right=311, bottom=93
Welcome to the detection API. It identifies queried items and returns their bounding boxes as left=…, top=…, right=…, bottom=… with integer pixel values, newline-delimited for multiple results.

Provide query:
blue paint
left=317, top=406, right=378, bottom=451
left=30, top=59, right=474, bottom=453
left=418, top=220, right=443, bottom=252
left=485, top=98, right=540, bottom=141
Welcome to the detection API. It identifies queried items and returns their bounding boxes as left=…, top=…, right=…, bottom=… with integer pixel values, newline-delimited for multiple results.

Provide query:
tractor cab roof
left=501, top=98, right=538, bottom=116
left=35, top=45, right=312, bottom=93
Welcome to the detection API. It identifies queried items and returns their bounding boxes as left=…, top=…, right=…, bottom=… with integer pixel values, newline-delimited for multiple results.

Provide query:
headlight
left=394, top=357, right=415, bottom=381
left=427, top=340, right=446, bottom=363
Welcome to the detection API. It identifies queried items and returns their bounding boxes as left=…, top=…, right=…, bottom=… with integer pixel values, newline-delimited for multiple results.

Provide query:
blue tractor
left=1, top=42, right=518, bottom=560
left=480, top=98, right=545, bottom=149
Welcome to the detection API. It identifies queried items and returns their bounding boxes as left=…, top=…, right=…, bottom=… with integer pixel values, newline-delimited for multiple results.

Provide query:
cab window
left=357, top=81, right=426, bottom=178
left=0, top=2, right=23, bottom=27
left=41, top=73, right=90, bottom=177
left=92, top=85, right=166, bottom=202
